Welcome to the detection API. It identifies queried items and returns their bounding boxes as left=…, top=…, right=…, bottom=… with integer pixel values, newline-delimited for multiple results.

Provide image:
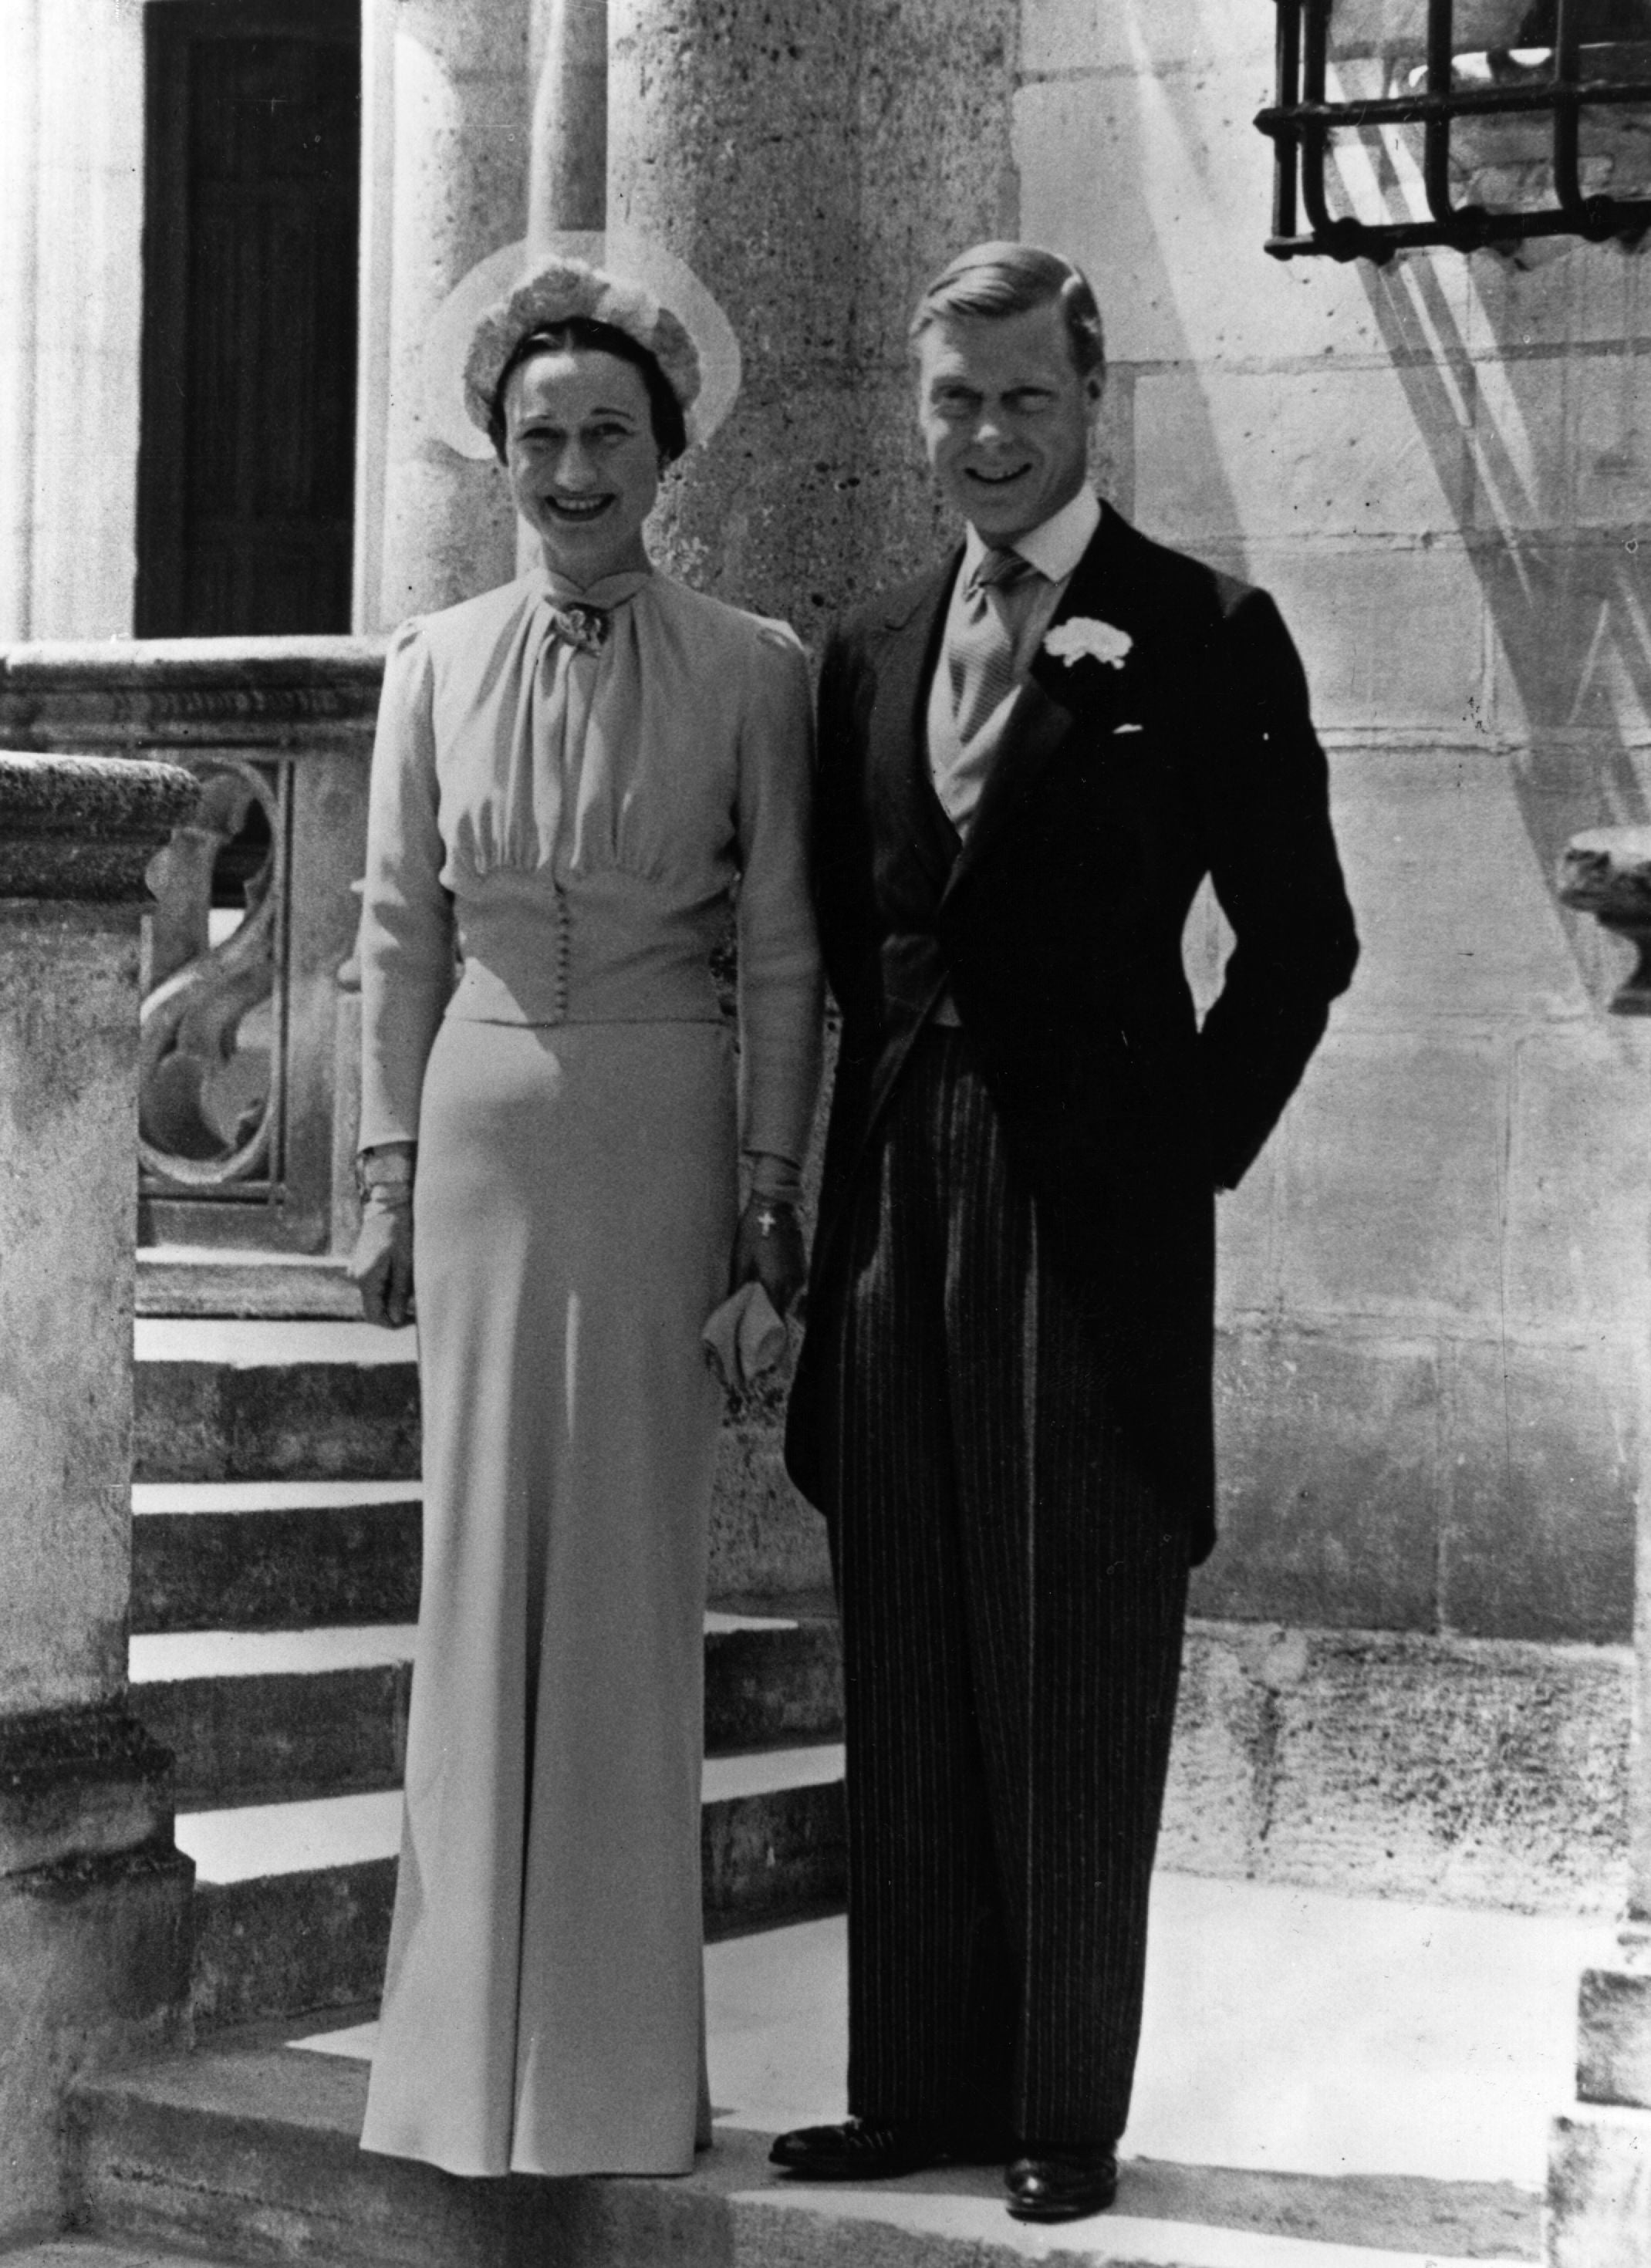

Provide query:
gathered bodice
left=357, top=566, right=822, bottom=1163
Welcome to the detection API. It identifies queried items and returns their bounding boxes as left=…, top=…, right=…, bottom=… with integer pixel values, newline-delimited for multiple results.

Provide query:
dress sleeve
left=734, top=623, right=825, bottom=1172
left=357, top=619, right=455, bottom=1149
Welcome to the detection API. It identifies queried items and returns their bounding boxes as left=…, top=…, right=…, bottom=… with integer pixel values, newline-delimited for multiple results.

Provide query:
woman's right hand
left=349, top=1194, right=415, bottom=1329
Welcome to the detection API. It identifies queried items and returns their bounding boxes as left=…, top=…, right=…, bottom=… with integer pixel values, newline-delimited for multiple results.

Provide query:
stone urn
left=1558, top=825, right=1651, bottom=1013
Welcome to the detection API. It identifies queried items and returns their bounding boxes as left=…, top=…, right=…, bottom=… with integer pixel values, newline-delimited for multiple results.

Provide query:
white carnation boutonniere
left=1043, top=616, right=1133, bottom=671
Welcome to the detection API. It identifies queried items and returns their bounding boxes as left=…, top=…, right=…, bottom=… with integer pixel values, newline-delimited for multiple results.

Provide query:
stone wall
left=0, top=754, right=197, bottom=2245
left=609, top=0, right=1022, bottom=643
left=1016, top=0, right=1651, bottom=1652
left=670, top=0, right=1651, bottom=1682
left=583, top=0, right=1651, bottom=1695
left=6, top=0, right=1643, bottom=1669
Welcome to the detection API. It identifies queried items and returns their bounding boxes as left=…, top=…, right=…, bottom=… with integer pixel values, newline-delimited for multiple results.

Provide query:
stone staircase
left=8, top=1311, right=1569, bottom=2268
left=56, top=2049, right=1550, bottom=2268
left=124, top=1315, right=846, bottom=2033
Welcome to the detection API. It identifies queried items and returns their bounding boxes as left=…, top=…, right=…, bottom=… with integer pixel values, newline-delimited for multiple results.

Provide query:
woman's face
left=502, top=346, right=662, bottom=586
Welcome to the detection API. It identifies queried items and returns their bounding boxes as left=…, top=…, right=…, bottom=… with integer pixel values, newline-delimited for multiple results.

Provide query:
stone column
left=1547, top=831, right=1651, bottom=2264
left=0, top=751, right=199, bottom=2243
left=510, top=0, right=610, bottom=578
left=600, top=1, right=1017, bottom=1599
left=605, top=0, right=863, bottom=636
left=530, top=0, right=606, bottom=238
left=357, top=0, right=535, bottom=630
left=606, top=0, right=1019, bottom=641
left=0, top=0, right=40, bottom=642
left=0, top=0, right=145, bottom=642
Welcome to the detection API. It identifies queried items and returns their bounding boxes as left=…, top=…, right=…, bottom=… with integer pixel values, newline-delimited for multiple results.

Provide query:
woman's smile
left=542, top=491, right=614, bottom=521
left=502, top=346, right=660, bottom=585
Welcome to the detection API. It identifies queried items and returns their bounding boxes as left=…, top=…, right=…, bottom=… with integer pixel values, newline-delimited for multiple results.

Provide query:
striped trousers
left=833, top=1027, right=1190, bottom=2152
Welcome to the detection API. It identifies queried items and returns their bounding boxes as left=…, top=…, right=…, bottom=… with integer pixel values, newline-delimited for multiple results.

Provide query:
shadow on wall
left=1018, top=4, right=1651, bottom=1653
left=1359, top=248, right=1651, bottom=957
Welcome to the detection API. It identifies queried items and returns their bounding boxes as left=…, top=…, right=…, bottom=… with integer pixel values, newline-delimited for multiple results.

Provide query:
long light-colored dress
left=354, top=562, right=821, bottom=2179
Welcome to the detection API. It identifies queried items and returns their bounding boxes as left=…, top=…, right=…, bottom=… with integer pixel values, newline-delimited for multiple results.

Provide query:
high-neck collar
left=536, top=561, right=655, bottom=610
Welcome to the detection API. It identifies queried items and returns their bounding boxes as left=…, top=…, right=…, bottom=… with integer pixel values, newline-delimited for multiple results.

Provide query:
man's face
left=916, top=301, right=1100, bottom=547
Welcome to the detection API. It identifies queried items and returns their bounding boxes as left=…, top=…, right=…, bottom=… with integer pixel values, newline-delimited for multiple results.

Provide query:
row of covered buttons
left=552, top=878, right=571, bottom=1021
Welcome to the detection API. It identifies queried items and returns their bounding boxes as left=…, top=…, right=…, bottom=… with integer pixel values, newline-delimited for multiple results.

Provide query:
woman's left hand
left=731, top=1195, right=807, bottom=1316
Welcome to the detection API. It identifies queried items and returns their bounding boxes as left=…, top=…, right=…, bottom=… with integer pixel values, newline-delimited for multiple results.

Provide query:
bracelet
left=752, top=1196, right=798, bottom=1239
left=363, top=1182, right=413, bottom=1213
left=356, top=1150, right=415, bottom=1202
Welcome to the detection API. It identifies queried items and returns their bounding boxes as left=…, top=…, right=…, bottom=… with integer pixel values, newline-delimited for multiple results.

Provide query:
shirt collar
left=961, top=484, right=1100, bottom=589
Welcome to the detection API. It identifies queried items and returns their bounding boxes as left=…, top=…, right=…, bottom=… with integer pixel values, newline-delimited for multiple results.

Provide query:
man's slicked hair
left=909, top=241, right=1105, bottom=381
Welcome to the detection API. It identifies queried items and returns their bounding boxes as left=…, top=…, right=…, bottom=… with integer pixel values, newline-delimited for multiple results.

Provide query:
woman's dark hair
left=487, top=317, right=689, bottom=466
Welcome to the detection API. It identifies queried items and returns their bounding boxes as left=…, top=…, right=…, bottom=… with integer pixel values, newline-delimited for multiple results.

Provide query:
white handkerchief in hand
left=702, top=1281, right=789, bottom=1394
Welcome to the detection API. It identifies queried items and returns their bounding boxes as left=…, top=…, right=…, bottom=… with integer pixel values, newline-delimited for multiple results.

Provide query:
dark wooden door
left=137, top=1, right=360, bottom=636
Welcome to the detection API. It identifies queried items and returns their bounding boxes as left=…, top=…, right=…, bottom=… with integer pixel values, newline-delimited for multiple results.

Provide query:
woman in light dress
left=348, top=255, right=822, bottom=2179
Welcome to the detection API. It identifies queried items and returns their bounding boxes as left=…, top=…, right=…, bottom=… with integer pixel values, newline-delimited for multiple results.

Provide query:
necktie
left=947, top=548, right=1032, bottom=744
left=548, top=602, right=610, bottom=654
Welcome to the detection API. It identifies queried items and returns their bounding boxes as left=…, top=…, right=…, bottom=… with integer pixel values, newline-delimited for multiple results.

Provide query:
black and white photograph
left=0, top=2, right=1647, bottom=2263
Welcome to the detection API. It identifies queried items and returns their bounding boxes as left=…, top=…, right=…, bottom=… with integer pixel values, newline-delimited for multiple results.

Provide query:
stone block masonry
left=1007, top=70, right=1651, bottom=1654
left=0, top=750, right=198, bottom=2246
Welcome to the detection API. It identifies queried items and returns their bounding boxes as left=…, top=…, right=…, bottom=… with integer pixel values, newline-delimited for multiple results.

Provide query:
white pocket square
left=1113, top=722, right=1145, bottom=735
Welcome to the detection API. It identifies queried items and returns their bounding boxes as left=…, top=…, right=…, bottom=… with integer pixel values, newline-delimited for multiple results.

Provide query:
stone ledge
left=1547, top=2103, right=1651, bottom=2268
left=1580, top=1965, right=1651, bottom=2109
left=0, top=751, right=198, bottom=902
left=72, top=2044, right=1542, bottom=2268
left=0, top=1706, right=177, bottom=1878
left=1167, top=1622, right=1629, bottom=1915
left=0, top=639, right=387, bottom=757
left=2, top=1844, right=194, bottom=2241
left=135, top=1250, right=362, bottom=1321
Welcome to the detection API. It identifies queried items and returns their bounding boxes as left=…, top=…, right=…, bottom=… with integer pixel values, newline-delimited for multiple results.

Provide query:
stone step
left=70, top=2037, right=1537, bottom=2268
left=133, top=1319, right=420, bottom=1486
left=179, top=1747, right=847, bottom=2027
left=137, top=1244, right=363, bottom=1321
left=130, top=1611, right=842, bottom=1811
left=130, top=1318, right=834, bottom=1601
left=131, top=1481, right=424, bottom=1634
left=0, top=2242, right=252, bottom=2268
left=130, top=1328, right=1629, bottom=1920
left=131, top=1625, right=415, bottom=1812
left=71, top=1875, right=1578, bottom=2266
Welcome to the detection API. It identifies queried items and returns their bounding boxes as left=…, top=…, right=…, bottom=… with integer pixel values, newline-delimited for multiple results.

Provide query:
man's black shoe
left=1004, top=2148, right=1119, bottom=2222
left=768, top=2117, right=948, bottom=2180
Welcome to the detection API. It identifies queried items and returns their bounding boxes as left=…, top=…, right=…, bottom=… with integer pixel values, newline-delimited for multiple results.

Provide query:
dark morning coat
left=783, top=504, right=1359, bottom=1565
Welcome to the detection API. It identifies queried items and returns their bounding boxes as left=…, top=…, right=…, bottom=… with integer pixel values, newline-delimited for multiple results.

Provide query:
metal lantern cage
left=1257, top=0, right=1651, bottom=261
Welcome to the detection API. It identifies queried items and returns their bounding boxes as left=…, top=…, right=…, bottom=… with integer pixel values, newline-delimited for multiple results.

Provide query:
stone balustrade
left=0, top=746, right=198, bottom=2245
left=0, top=639, right=385, bottom=1274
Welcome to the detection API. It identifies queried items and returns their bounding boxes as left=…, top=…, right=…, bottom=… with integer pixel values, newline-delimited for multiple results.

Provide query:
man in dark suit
left=772, top=242, right=1358, bottom=2223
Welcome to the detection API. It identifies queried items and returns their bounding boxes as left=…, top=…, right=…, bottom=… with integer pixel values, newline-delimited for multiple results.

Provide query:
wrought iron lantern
left=1256, top=0, right=1651, bottom=261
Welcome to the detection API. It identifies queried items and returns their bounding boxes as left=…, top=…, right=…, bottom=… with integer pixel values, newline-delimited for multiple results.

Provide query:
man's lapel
left=944, top=505, right=1139, bottom=897
left=866, top=555, right=960, bottom=888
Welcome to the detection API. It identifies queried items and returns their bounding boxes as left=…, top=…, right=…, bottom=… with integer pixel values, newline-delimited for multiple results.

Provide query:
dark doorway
left=137, top=1, right=360, bottom=636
